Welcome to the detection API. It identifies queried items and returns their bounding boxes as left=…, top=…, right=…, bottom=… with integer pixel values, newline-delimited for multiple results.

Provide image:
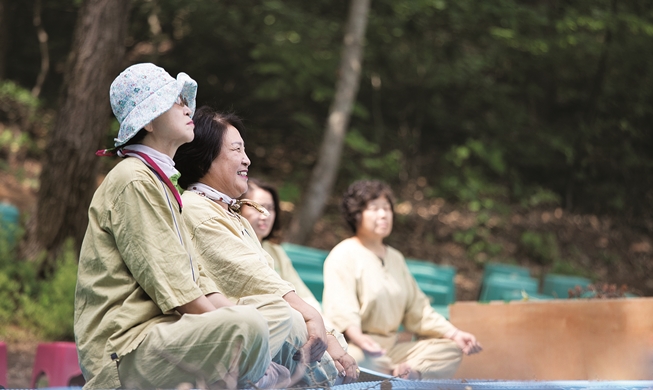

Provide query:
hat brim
left=114, top=72, right=197, bottom=147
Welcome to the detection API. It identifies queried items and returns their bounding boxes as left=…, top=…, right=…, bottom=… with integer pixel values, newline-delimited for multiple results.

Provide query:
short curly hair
left=341, top=180, right=395, bottom=234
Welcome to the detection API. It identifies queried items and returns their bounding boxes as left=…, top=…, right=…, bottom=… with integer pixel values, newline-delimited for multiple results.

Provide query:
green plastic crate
left=418, top=282, right=454, bottom=306
left=405, top=259, right=456, bottom=303
left=482, top=262, right=530, bottom=285
left=480, top=273, right=539, bottom=301
left=299, top=272, right=325, bottom=301
left=281, top=243, right=329, bottom=260
left=281, top=243, right=328, bottom=274
left=542, top=274, right=592, bottom=299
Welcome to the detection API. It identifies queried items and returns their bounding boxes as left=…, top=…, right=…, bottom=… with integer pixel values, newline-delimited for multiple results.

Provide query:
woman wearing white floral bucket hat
left=75, top=63, right=291, bottom=389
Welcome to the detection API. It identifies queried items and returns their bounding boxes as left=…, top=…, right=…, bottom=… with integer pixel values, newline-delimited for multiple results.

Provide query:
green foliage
left=341, top=130, right=404, bottom=184
left=0, top=223, right=37, bottom=325
left=4, top=0, right=653, bottom=346
left=278, top=181, right=302, bottom=204
left=453, top=225, right=503, bottom=263
left=438, top=140, right=510, bottom=205
left=0, top=256, right=27, bottom=324
left=0, top=230, right=76, bottom=340
left=0, top=81, right=40, bottom=110
left=520, top=231, right=560, bottom=265
left=451, top=203, right=506, bottom=263
left=550, top=259, right=592, bottom=278
left=0, top=80, right=51, bottom=163
left=22, top=240, right=77, bottom=340
left=520, top=187, right=562, bottom=208
left=346, top=130, right=379, bottom=155
left=4, top=0, right=653, bottom=232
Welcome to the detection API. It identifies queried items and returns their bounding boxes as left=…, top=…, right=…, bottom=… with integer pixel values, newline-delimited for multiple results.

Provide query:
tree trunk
left=28, top=0, right=131, bottom=271
left=286, top=0, right=371, bottom=244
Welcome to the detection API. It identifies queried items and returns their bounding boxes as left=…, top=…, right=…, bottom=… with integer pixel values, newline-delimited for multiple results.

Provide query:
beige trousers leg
left=118, top=305, right=270, bottom=389
left=237, top=294, right=294, bottom=358
left=243, top=295, right=338, bottom=387
left=348, top=333, right=463, bottom=379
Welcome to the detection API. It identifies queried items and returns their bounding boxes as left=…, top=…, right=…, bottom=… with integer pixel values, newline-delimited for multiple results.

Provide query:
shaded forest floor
left=2, top=163, right=653, bottom=388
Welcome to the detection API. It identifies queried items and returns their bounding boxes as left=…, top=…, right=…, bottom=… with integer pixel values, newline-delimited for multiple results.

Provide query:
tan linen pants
left=118, top=303, right=272, bottom=389
left=237, top=295, right=294, bottom=361
left=242, top=295, right=339, bottom=387
left=347, top=333, right=463, bottom=379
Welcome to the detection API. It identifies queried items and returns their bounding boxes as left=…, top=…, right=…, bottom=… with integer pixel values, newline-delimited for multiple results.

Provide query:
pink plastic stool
left=30, top=342, right=84, bottom=388
left=0, top=341, right=7, bottom=388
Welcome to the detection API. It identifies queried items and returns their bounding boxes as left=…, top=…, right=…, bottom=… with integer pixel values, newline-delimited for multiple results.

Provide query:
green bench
left=479, top=273, right=540, bottom=301
left=479, top=262, right=543, bottom=301
left=405, top=259, right=456, bottom=304
left=542, top=274, right=592, bottom=299
left=281, top=243, right=327, bottom=299
left=482, top=262, right=531, bottom=284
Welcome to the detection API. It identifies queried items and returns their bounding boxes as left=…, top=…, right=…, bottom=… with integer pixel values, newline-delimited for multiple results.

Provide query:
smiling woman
left=323, top=180, right=483, bottom=380
left=173, top=107, right=247, bottom=192
left=174, top=107, right=358, bottom=387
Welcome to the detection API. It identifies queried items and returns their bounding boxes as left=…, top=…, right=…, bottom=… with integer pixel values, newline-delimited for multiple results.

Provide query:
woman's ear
left=143, top=122, right=154, bottom=133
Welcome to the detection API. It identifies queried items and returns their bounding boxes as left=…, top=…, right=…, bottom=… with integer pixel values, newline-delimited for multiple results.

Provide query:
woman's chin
left=377, top=229, right=392, bottom=238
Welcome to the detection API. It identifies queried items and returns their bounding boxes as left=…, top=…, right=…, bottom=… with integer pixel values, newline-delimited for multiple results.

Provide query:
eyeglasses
left=175, top=95, right=189, bottom=107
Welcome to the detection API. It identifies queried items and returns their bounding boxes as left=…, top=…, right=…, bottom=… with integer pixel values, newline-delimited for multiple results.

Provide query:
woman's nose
left=243, top=152, right=251, bottom=166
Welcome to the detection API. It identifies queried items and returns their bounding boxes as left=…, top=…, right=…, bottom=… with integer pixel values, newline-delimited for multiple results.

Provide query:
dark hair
left=121, top=128, right=147, bottom=147
left=174, top=106, right=246, bottom=189
left=341, top=180, right=395, bottom=234
left=242, top=178, right=282, bottom=242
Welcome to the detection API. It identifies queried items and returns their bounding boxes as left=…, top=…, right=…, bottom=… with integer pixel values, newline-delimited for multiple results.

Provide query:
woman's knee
left=196, top=305, right=269, bottom=339
left=411, top=338, right=463, bottom=379
left=228, top=305, right=270, bottom=334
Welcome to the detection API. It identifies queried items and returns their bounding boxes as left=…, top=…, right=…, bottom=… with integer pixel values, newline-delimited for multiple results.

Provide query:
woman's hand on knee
left=333, top=353, right=359, bottom=384
left=344, top=326, right=386, bottom=357
left=298, top=318, right=328, bottom=362
left=327, top=333, right=359, bottom=384
left=357, top=334, right=386, bottom=357
left=446, top=329, right=483, bottom=355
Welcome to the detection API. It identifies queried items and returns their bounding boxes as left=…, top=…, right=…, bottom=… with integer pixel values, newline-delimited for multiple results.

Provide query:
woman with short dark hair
left=323, top=179, right=482, bottom=379
left=175, top=108, right=359, bottom=387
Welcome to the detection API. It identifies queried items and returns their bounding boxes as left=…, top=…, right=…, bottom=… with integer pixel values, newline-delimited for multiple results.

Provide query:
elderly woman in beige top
left=323, top=180, right=482, bottom=379
left=239, top=178, right=322, bottom=312
left=174, top=107, right=358, bottom=387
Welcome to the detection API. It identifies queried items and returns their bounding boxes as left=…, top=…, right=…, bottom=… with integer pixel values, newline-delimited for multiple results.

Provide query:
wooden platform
left=449, top=298, right=653, bottom=380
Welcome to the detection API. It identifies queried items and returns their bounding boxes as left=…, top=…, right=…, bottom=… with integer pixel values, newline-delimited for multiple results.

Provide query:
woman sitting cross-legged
left=323, top=180, right=482, bottom=380
left=75, top=63, right=289, bottom=389
left=174, top=107, right=358, bottom=387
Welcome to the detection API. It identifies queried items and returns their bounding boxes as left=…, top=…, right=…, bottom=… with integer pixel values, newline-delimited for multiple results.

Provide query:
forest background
left=0, top=0, right=653, bottom=366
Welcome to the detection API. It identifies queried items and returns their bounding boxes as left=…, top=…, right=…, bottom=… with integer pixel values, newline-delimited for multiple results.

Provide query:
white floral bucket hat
left=110, top=63, right=197, bottom=147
